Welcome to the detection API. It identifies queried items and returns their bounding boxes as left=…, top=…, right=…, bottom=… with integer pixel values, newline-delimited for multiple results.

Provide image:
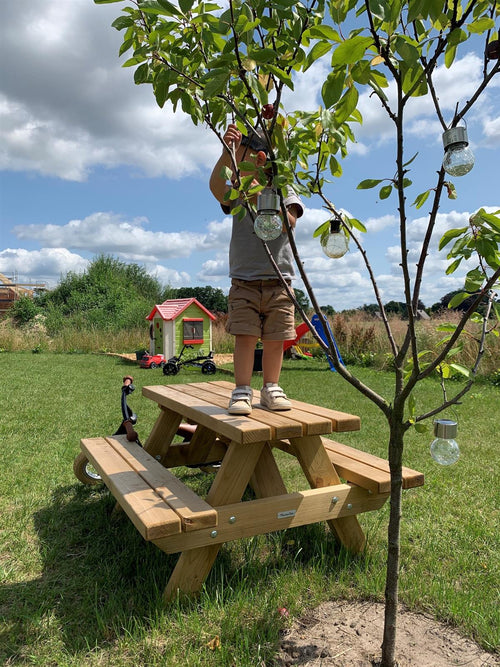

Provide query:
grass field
left=0, top=352, right=498, bottom=666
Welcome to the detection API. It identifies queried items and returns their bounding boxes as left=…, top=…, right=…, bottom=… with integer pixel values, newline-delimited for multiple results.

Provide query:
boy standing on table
left=209, top=124, right=304, bottom=415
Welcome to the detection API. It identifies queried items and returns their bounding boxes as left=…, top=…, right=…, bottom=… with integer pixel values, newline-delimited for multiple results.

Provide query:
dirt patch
left=278, top=600, right=498, bottom=666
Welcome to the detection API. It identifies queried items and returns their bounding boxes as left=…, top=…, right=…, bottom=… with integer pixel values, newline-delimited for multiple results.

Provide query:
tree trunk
left=380, top=422, right=404, bottom=667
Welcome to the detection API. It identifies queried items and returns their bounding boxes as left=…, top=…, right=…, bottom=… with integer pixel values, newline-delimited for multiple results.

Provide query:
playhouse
left=146, top=298, right=216, bottom=360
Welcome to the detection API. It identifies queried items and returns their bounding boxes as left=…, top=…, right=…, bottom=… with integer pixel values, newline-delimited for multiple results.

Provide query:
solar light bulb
left=430, top=419, right=460, bottom=465
left=442, top=127, right=474, bottom=177
left=321, top=219, right=349, bottom=258
left=254, top=189, right=282, bottom=241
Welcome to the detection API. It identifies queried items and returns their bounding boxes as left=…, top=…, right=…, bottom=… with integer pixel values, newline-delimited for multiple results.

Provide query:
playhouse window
left=183, top=318, right=204, bottom=344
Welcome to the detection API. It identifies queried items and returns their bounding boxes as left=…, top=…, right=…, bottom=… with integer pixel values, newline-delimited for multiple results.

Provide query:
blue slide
left=311, top=313, right=345, bottom=371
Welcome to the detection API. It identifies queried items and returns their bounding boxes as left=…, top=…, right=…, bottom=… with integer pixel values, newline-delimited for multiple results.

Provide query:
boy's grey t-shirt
left=226, top=189, right=304, bottom=281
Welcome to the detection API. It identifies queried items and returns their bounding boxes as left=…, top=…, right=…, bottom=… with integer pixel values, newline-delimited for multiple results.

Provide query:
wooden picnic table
left=79, top=380, right=424, bottom=601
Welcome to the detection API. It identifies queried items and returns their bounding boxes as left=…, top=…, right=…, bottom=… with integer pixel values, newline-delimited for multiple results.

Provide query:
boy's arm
left=286, top=203, right=301, bottom=230
left=209, top=125, right=242, bottom=204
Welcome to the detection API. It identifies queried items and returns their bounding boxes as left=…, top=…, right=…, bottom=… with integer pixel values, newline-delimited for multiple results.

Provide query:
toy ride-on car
left=139, top=353, right=165, bottom=369
left=163, top=344, right=216, bottom=376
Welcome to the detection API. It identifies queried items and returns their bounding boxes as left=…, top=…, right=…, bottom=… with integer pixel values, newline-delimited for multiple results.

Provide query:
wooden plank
left=162, top=441, right=227, bottom=468
left=290, top=435, right=367, bottom=552
left=289, top=400, right=361, bottom=432
left=106, top=436, right=217, bottom=532
left=321, top=438, right=424, bottom=490
left=163, top=440, right=265, bottom=600
left=153, top=484, right=388, bottom=554
left=143, top=385, right=271, bottom=445
left=208, top=380, right=333, bottom=435
left=80, top=437, right=181, bottom=540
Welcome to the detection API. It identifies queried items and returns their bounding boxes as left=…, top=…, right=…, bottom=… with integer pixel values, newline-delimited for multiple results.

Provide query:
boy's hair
left=241, top=128, right=268, bottom=155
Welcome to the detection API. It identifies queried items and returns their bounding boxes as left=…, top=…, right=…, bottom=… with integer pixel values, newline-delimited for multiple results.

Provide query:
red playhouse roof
left=146, top=298, right=216, bottom=322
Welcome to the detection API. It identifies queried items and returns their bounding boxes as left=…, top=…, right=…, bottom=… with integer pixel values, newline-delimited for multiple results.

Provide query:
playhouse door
left=154, top=320, right=163, bottom=355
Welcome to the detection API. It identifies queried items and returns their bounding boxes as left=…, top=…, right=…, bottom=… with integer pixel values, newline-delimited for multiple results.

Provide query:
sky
left=0, top=0, right=499, bottom=310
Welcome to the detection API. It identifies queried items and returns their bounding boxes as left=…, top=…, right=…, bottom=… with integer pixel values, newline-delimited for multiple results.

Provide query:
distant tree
left=173, top=286, right=228, bottom=312
left=320, top=305, right=336, bottom=317
left=432, top=290, right=490, bottom=315
left=294, top=288, right=310, bottom=312
left=361, top=303, right=380, bottom=316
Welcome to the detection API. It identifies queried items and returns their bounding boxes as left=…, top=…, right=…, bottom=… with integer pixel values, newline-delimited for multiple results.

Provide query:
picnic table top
left=142, top=380, right=361, bottom=445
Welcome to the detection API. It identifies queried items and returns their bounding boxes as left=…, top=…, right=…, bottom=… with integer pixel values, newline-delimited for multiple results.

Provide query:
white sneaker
left=260, top=383, right=292, bottom=411
left=228, top=386, right=253, bottom=415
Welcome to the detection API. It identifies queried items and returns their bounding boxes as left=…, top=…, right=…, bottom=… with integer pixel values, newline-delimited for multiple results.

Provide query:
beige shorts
left=226, top=278, right=296, bottom=341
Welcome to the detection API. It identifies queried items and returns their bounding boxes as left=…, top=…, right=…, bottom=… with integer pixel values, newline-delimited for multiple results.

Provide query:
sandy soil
left=278, top=600, right=499, bottom=666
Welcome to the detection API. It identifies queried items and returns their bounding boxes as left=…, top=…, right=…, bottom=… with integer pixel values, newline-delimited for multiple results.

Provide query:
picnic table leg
left=250, top=442, right=288, bottom=498
left=163, top=439, right=265, bottom=601
left=144, top=407, right=183, bottom=462
left=290, top=435, right=366, bottom=552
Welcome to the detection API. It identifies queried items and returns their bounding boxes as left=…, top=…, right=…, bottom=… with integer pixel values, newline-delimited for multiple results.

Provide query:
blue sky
left=1, top=0, right=499, bottom=309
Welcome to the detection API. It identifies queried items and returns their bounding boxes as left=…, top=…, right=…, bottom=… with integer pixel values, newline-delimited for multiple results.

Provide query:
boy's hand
left=224, top=124, right=242, bottom=151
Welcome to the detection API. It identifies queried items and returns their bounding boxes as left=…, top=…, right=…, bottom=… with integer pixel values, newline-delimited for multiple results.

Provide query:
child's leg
left=234, top=334, right=259, bottom=386
left=262, top=339, right=284, bottom=385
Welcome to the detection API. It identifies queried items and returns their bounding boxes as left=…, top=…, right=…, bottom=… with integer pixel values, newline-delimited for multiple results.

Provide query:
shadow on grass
left=0, top=483, right=181, bottom=662
left=0, top=476, right=365, bottom=664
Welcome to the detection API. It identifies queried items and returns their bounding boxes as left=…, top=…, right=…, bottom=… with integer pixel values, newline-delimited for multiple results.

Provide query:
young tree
left=95, top=0, right=500, bottom=664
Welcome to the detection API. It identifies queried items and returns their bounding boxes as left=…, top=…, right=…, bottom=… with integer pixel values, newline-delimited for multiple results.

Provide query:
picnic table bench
left=78, top=380, right=424, bottom=600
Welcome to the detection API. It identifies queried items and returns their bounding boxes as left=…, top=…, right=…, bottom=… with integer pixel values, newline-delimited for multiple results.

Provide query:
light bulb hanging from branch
left=442, top=126, right=474, bottom=177
left=321, top=216, right=349, bottom=258
left=254, top=188, right=282, bottom=241
left=430, top=419, right=460, bottom=465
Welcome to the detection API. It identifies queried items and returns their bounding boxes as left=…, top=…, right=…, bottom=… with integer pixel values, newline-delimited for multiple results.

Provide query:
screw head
left=228, top=516, right=236, bottom=524
left=210, top=530, right=218, bottom=538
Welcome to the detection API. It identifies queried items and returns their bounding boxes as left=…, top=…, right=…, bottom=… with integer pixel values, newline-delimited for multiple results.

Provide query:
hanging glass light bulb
left=430, top=419, right=460, bottom=465
left=442, top=126, right=474, bottom=177
left=254, top=188, right=282, bottom=241
left=321, top=217, right=349, bottom=258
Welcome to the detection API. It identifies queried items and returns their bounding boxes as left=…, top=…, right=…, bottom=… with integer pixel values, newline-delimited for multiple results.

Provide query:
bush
left=9, top=296, right=40, bottom=325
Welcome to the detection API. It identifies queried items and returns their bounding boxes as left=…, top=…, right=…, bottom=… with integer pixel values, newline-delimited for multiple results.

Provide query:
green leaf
left=331, top=36, right=373, bottom=65
left=414, top=422, right=428, bottom=434
left=94, top=0, right=124, bottom=4
left=448, top=292, right=468, bottom=308
left=345, top=216, right=367, bottom=232
left=438, top=227, right=467, bottom=251
left=436, top=323, right=457, bottom=332
left=334, top=86, right=359, bottom=124
left=305, top=41, right=333, bottom=71
left=313, top=221, right=331, bottom=238
left=321, top=69, right=345, bottom=108
left=306, top=25, right=340, bottom=41
left=202, top=71, right=229, bottom=98
left=357, top=178, right=383, bottom=189
left=112, top=16, right=134, bottom=30
left=178, top=0, right=194, bottom=13
left=134, top=62, right=150, bottom=84
left=379, top=184, right=392, bottom=199
left=445, top=258, right=462, bottom=275
left=412, top=190, right=430, bottom=209
left=467, top=16, right=495, bottom=33
left=450, top=363, right=470, bottom=377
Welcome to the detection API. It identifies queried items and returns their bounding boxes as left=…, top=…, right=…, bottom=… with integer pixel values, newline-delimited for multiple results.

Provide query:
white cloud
left=0, top=247, right=88, bottom=285
left=12, top=212, right=208, bottom=261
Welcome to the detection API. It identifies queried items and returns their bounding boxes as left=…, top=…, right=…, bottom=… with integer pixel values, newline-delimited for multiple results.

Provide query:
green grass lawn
left=0, top=352, right=498, bottom=666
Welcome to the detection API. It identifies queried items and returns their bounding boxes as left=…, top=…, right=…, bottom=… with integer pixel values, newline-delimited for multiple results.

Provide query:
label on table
left=277, top=509, right=297, bottom=519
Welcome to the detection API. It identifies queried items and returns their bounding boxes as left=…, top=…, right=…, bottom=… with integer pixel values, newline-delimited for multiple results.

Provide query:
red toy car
left=139, top=353, right=165, bottom=369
